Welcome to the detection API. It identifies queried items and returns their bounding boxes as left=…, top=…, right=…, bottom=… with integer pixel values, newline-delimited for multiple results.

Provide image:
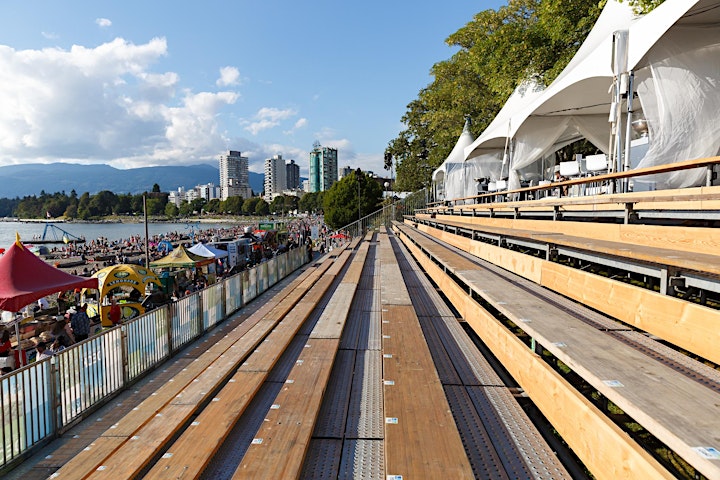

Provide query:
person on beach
left=70, top=304, right=91, bottom=341
left=108, top=297, right=122, bottom=325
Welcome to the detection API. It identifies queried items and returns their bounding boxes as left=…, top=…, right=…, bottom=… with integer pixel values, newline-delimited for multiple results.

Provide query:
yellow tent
left=90, top=264, right=162, bottom=327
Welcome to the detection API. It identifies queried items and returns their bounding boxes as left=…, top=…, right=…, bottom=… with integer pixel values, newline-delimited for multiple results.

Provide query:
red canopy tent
left=0, top=238, right=98, bottom=313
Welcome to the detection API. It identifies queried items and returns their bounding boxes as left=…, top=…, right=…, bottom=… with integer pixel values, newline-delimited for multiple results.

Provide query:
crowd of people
left=1, top=215, right=345, bottom=375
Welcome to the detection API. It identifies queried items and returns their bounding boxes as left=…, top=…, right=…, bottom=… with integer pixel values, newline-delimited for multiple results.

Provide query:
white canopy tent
left=460, top=0, right=720, bottom=195
left=188, top=243, right=229, bottom=259
left=432, top=117, right=476, bottom=200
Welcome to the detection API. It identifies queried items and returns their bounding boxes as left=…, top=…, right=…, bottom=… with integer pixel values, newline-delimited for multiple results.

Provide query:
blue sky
left=0, top=0, right=505, bottom=177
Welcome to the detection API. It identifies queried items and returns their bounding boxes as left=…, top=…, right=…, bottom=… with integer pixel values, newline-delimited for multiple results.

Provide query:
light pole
left=355, top=168, right=363, bottom=235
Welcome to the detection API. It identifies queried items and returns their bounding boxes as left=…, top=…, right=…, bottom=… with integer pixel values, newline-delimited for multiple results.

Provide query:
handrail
left=441, top=155, right=720, bottom=207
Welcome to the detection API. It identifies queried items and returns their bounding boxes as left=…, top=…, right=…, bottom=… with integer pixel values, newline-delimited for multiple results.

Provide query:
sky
left=0, top=0, right=505, bottom=177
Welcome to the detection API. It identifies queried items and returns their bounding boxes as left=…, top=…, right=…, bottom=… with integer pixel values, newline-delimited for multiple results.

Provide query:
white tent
left=188, top=243, right=229, bottom=259
left=461, top=0, right=719, bottom=194
left=432, top=117, right=476, bottom=200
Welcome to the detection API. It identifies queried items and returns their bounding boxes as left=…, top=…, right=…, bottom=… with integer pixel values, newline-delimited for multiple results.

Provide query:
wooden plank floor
left=48, top=247, right=349, bottom=480
left=377, top=230, right=475, bottom=479
left=397, top=223, right=720, bottom=479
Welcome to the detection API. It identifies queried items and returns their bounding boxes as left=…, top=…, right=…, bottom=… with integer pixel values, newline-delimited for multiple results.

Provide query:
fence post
left=167, top=303, right=175, bottom=354
left=50, top=356, right=61, bottom=435
left=121, top=327, right=129, bottom=386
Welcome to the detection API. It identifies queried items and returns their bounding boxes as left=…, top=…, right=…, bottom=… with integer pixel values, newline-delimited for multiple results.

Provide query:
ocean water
left=0, top=220, right=242, bottom=249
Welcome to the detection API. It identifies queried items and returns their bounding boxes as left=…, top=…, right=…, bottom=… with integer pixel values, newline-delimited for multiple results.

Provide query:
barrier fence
left=0, top=246, right=308, bottom=471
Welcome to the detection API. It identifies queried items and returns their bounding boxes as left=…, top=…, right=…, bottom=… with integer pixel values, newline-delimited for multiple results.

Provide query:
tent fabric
left=433, top=117, right=475, bottom=200
left=454, top=0, right=715, bottom=199
left=0, top=240, right=98, bottom=312
left=150, top=245, right=214, bottom=268
left=188, top=243, right=229, bottom=259
left=92, top=264, right=161, bottom=298
left=633, top=24, right=720, bottom=189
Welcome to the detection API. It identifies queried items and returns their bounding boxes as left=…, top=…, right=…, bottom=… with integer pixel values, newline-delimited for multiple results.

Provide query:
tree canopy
left=387, top=0, right=607, bottom=190
left=323, top=171, right=383, bottom=229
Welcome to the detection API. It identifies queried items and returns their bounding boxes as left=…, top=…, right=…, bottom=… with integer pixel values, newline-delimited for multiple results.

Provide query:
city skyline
left=0, top=0, right=504, bottom=178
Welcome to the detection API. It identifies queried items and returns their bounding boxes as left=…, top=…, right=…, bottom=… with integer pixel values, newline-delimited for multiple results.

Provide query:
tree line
left=0, top=183, right=324, bottom=220
left=386, top=0, right=664, bottom=191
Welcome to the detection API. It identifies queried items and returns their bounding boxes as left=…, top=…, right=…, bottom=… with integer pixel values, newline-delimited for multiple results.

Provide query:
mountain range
left=0, top=163, right=265, bottom=198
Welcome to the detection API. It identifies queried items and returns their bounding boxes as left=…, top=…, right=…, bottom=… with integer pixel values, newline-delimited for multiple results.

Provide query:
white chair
left=538, top=180, right=551, bottom=199
left=585, top=154, right=608, bottom=175
left=559, top=161, right=580, bottom=178
left=495, top=180, right=507, bottom=190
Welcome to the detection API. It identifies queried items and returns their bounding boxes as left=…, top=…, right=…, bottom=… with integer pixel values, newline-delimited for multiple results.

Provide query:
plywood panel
left=541, top=262, right=720, bottom=365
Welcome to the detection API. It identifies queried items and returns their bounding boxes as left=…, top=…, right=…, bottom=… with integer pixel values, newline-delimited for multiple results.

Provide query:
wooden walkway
left=8, top=229, right=577, bottom=480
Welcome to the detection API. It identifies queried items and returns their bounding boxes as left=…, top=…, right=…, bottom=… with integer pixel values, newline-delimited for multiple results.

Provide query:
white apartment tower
left=219, top=150, right=252, bottom=200
left=264, top=154, right=287, bottom=201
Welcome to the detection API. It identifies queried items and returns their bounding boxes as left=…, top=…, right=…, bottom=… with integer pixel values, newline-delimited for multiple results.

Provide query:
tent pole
left=622, top=72, right=635, bottom=193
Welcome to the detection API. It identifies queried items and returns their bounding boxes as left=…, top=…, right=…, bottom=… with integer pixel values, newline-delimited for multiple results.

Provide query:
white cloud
left=216, top=66, right=240, bottom=87
left=244, top=107, right=297, bottom=135
left=0, top=38, right=239, bottom=169
left=41, top=32, right=59, bottom=40
left=96, top=18, right=112, bottom=28
left=282, top=117, right=308, bottom=135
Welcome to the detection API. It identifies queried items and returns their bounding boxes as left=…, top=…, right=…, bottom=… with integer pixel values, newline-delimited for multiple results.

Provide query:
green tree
left=223, top=196, right=243, bottom=215
left=178, top=200, right=193, bottom=217
left=299, top=191, right=325, bottom=214
left=205, top=198, right=222, bottom=213
left=152, top=183, right=161, bottom=193
left=165, top=202, right=179, bottom=218
left=254, top=198, right=270, bottom=216
left=619, top=0, right=664, bottom=14
left=114, top=194, right=133, bottom=215
left=389, top=0, right=604, bottom=190
left=323, top=171, right=383, bottom=229
left=242, top=197, right=260, bottom=215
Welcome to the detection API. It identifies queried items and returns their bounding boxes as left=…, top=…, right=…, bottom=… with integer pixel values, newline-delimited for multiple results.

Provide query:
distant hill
left=0, top=163, right=265, bottom=198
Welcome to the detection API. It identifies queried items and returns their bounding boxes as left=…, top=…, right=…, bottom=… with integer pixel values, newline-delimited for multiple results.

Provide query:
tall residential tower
left=264, top=154, right=288, bottom=201
left=308, top=142, right=338, bottom=192
left=219, top=150, right=252, bottom=200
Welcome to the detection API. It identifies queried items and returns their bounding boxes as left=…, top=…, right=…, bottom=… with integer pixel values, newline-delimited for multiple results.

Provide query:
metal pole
left=143, top=194, right=150, bottom=268
left=622, top=72, right=635, bottom=193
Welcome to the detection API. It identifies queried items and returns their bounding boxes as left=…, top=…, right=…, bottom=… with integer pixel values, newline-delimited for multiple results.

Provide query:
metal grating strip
left=480, top=386, right=572, bottom=479
left=354, top=288, right=381, bottom=313
left=443, top=385, right=511, bottom=480
left=339, top=306, right=363, bottom=350
left=443, top=317, right=505, bottom=387
left=313, top=350, right=357, bottom=438
left=345, top=350, right=384, bottom=439
left=416, top=315, right=463, bottom=385
left=199, top=381, right=284, bottom=480
left=465, top=386, right=538, bottom=479
left=265, top=334, right=308, bottom=383
left=357, top=310, right=381, bottom=351
left=338, top=439, right=384, bottom=480
left=299, top=438, right=343, bottom=480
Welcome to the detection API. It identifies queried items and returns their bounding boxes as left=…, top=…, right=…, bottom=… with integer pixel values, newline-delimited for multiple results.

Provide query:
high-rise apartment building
left=264, top=154, right=287, bottom=201
left=308, top=143, right=338, bottom=192
left=286, top=159, right=300, bottom=190
left=219, top=150, right=252, bottom=200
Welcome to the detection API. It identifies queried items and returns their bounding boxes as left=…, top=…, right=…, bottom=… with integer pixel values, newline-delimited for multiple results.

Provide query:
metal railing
left=344, top=189, right=429, bottom=238
left=0, top=246, right=308, bottom=471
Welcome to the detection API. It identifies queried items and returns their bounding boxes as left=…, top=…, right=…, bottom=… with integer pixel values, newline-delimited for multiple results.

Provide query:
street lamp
left=355, top=168, right=363, bottom=235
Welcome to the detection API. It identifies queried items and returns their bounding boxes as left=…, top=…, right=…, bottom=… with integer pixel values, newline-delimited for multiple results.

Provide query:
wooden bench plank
left=397, top=225, right=675, bottom=480
left=142, top=371, right=266, bottom=480
left=232, top=338, right=340, bottom=479
left=414, top=220, right=720, bottom=366
left=51, top=255, right=339, bottom=479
